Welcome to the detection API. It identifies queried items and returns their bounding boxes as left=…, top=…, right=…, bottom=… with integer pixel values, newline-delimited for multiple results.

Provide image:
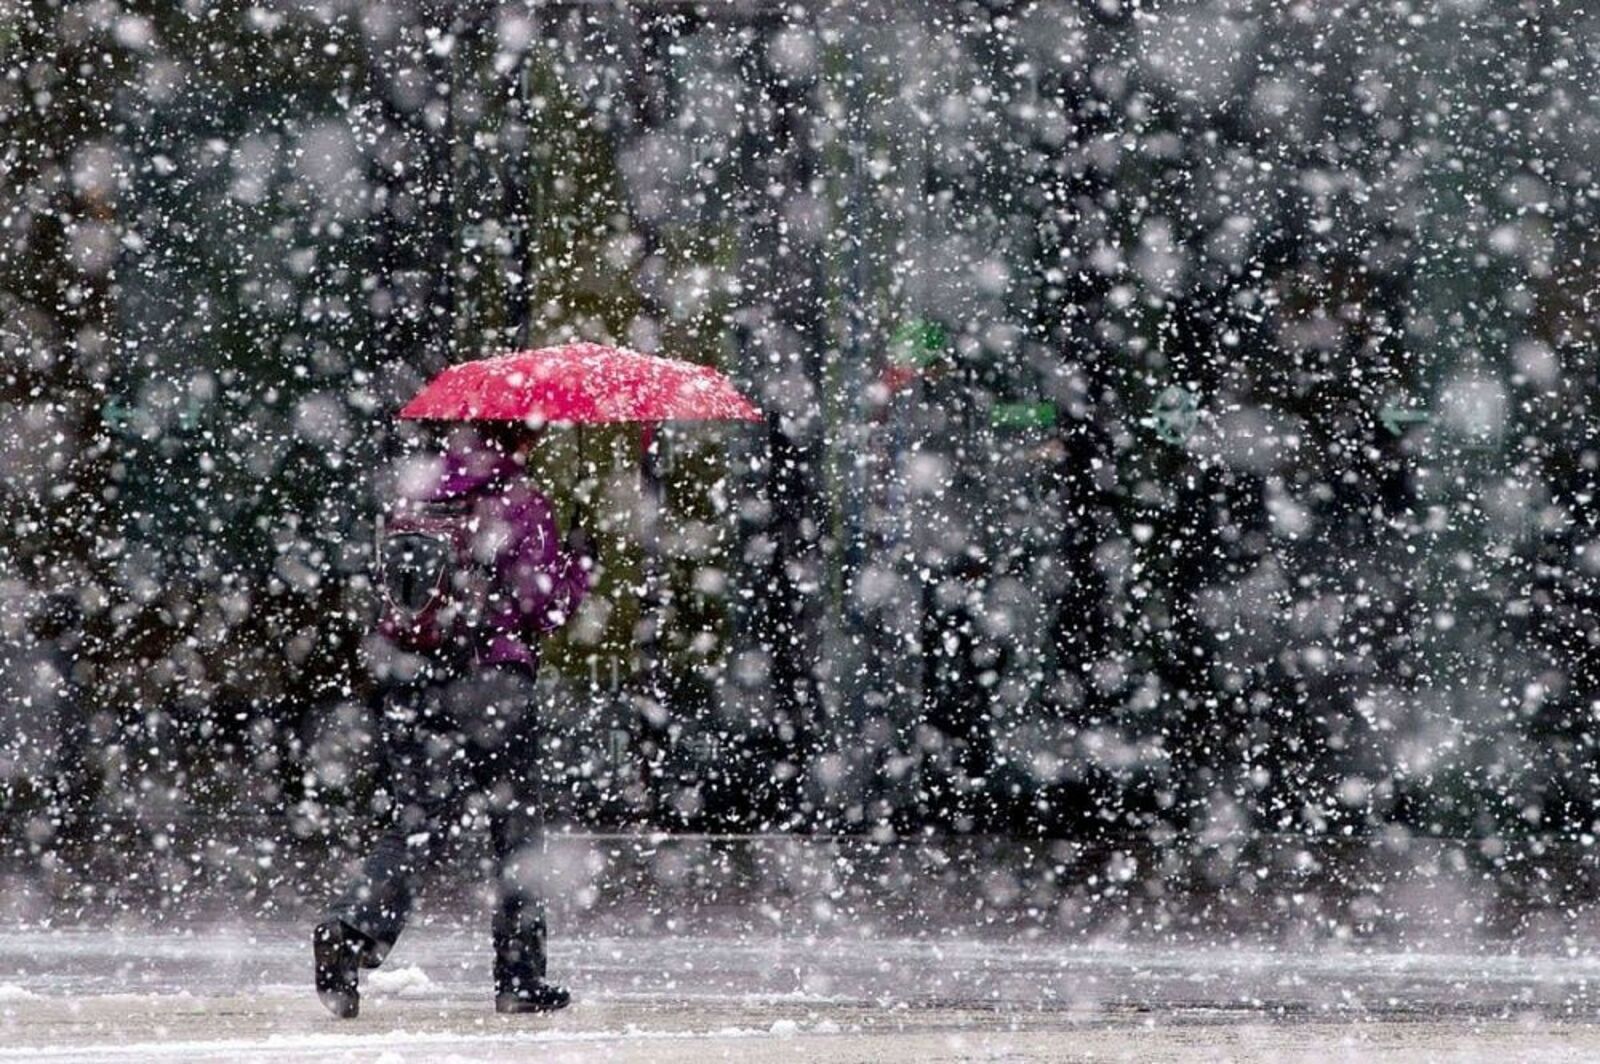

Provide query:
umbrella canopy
left=398, top=342, right=763, bottom=424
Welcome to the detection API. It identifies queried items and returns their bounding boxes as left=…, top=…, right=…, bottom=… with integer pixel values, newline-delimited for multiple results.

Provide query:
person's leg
left=318, top=676, right=466, bottom=1017
left=490, top=792, right=550, bottom=996
left=328, top=677, right=463, bottom=962
left=460, top=664, right=567, bottom=1011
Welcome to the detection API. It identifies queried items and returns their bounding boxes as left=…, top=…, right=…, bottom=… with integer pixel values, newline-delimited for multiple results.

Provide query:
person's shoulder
left=500, top=480, right=557, bottom=509
left=479, top=482, right=557, bottom=538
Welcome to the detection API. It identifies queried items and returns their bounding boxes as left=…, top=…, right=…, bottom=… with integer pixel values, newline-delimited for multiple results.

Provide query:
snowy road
left=4, top=925, right=1600, bottom=1061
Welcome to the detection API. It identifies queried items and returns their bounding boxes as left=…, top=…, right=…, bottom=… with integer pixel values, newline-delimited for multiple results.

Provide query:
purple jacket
left=384, top=444, right=590, bottom=670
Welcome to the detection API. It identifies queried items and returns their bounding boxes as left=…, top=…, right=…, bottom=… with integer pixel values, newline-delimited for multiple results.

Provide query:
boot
left=495, top=981, right=571, bottom=1014
left=494, top=928, right=570, bottom=1014
left=313, top=920, right=366, bottom=1019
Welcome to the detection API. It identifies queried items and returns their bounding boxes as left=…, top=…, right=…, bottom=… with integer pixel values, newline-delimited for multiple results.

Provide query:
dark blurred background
left=4, top=0, right=1600, bottom=918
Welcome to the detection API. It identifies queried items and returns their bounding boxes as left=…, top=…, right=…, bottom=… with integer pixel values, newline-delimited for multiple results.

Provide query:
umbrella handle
left=568, top=423, right=583, bottom=533
left=638, top=422, right=665, bottom=590
left=637, top=422, right=665, bottom=706
left=639, top=422, right=663, bottom=516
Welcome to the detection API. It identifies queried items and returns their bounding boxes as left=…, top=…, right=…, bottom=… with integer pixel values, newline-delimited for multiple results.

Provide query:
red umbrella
left=398, top=341, right=762, bottom=425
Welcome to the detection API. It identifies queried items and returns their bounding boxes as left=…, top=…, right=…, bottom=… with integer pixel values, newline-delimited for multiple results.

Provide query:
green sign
left=1379, top=403, right=1430, bottom=436
left=991, top=401, right=1057, bottom=430
left=101, top=396, right=206, bottom=436
left=889, top=319, right=948, bottom=367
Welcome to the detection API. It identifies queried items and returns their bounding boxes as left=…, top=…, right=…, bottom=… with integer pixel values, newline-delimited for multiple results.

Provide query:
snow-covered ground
left=4, top=923, right=1600, bottom=1061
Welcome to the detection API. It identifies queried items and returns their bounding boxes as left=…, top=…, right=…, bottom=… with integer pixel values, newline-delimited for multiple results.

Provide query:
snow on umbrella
left=397, top=341, right=763, bottom=426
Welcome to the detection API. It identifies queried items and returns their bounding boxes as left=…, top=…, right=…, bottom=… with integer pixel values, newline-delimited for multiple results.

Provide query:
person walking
left=314, top=422, right=590, bottom=1018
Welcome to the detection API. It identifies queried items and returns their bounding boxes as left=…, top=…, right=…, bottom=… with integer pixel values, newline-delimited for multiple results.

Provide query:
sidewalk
left=3, top=924, right=1600, bottom=1061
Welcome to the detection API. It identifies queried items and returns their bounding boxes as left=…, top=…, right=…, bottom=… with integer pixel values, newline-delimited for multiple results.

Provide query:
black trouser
left=329, top=662, right=548, bottom=991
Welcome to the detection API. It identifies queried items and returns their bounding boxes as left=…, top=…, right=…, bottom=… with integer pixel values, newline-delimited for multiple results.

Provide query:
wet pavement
left=3, top=922, right=1600, bottom=1060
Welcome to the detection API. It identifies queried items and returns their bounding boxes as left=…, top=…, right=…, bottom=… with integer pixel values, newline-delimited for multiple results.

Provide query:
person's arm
left=498, top=488, right=588, bottom=635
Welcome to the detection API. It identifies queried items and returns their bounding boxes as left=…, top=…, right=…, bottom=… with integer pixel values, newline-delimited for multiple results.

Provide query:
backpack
left=374, top=497, right=492, bottom=658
